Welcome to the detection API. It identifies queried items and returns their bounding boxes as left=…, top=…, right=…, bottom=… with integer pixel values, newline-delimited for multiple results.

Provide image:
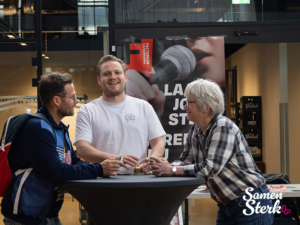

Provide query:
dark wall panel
left=113, top=23, right=300, bottom=45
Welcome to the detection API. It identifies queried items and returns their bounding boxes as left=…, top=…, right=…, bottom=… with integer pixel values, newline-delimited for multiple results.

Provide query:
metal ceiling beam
left=35, top=0, right=43, bottom=108
left=0, top=39, right=37, bottom=42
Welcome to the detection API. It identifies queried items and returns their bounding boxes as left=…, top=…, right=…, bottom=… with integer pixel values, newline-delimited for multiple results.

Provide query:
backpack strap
left=13, top=168, right=33, bottom=215
left=1, top=116, right=15, bottom=151
left=2, top=113, right=57, bottom=151
left=30, top=113, right=57, bottom=143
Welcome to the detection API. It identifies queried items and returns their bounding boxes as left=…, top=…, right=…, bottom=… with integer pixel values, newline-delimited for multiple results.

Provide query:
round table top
left=59, top=175, right=205, bottom=188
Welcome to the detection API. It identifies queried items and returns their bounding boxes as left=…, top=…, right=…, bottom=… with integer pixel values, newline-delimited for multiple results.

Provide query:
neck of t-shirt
left=101, top=92, right=127, bottom=104
left=100, top=95, right=128, bottom=107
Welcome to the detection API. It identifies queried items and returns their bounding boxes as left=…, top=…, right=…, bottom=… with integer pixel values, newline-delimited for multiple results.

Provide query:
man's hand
left=114, top=154, right=139, bottom=170
left=149, top=156, right=173, bottom=177
left=138, top=158, right=151, bottom=174
left=100, top=158, right=124, bottom=177
left=126, top=69, right=166, bottom=119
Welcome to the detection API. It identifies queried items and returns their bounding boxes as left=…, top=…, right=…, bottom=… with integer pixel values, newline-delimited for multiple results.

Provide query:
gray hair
left=184, top=79, right=224, bottom=115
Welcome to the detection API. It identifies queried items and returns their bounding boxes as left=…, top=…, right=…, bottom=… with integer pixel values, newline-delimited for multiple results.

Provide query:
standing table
left=59, top=175, right=205, bottom=225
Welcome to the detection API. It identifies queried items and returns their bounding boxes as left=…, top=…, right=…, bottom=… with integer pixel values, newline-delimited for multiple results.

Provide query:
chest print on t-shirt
left=125, top=114, right=135, bottom=122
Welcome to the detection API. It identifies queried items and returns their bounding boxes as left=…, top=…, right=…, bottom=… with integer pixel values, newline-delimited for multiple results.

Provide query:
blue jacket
left=1, top=106, right=103, bottom=224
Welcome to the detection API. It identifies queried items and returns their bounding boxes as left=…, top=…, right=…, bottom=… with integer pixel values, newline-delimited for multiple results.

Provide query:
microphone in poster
left=124, top=37, right=225, bottom=162
left=146, top=45, right=196, bottom=89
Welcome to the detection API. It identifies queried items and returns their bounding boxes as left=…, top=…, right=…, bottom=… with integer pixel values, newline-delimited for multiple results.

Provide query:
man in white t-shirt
left=74, top=55, right=166, bottom=174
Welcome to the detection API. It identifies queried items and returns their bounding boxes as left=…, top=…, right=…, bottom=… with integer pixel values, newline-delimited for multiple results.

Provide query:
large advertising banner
left=124, top=37, right=225, bottom=162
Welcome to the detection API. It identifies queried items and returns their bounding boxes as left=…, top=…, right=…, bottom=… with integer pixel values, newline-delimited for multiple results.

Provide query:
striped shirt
left=171, top=114, right=265, bottom=204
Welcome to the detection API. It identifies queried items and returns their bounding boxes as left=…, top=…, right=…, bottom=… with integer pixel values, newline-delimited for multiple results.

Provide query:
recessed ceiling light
left=44, top=56, right=50, bottom=59
left=7, top=35, right=15, bottom=39
left=20, top=43, right=27, bottom=46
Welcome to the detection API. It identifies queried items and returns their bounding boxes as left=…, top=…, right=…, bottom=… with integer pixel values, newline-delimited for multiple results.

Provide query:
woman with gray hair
left=184, top=78, right=224, bottom=116
left=150, top=79, right=273, bottom=225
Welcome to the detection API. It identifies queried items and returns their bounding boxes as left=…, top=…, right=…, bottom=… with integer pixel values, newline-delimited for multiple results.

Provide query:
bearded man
left=1, top=72, right=122, bottom=225
left=74, top=55, right=166, bottom=174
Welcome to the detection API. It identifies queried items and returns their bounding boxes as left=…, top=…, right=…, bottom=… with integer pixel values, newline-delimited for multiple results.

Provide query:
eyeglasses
left=186, top=100, right=196, bottom=107
left=57, top=95, right=77, bottom=101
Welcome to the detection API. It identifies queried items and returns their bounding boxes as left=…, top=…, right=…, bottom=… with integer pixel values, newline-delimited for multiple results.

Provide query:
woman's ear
left=205, top=103, right=211, bottom=114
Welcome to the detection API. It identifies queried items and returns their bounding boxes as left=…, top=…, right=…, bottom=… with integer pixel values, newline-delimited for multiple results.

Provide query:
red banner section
left=125, top=39, right=153, bottom=72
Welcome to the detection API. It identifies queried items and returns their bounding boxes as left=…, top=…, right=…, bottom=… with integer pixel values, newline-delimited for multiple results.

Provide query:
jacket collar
left=37, top=106, right=69, bottom=131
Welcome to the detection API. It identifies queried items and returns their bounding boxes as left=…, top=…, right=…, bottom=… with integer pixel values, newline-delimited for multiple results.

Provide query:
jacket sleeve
left=25, top=120, right=103, bottom=181
left=71, top=149, right=88, bottom=165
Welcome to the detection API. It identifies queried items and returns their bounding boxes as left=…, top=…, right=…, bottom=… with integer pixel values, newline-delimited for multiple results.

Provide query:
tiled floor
left=59, top=194, right=81, bottom=225
left=0, top=195, right=218, bottom=225
left=189, top=198, right=218, bottom=225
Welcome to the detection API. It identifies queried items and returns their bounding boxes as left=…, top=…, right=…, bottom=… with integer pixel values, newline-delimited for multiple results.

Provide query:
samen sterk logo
left=243, top=186, right=291, bottom=216
left=125, top=114, right=135, bottom=122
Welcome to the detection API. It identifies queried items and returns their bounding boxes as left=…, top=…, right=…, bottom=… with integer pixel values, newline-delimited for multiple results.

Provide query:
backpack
left=0, top=113, right=56, bottom=198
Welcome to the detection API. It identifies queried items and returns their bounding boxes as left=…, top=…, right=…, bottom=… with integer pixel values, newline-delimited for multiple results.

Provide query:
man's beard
left=102, top=84, right=125, bottom=97
left=58, top=106, right=74, bottom=118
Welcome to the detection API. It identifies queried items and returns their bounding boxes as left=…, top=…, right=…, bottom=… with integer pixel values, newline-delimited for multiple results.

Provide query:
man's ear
left=124, top=72, right=127, bottom=83
left=53, top=96, right=60, bottom=107
left=97, top=75, right=101, bottom=86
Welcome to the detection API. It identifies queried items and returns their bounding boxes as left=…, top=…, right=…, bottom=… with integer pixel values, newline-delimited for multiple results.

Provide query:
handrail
left=0, top=95, right=90, bottom=111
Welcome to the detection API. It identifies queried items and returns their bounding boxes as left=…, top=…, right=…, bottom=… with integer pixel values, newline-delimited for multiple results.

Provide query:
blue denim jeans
left=216, top=183, right=274, bottom=225
left=3, top=217, right=62, bottom=225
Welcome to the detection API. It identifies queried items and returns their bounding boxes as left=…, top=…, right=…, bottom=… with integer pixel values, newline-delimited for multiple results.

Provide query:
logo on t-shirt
left=125, top=114, right=135, bottom=122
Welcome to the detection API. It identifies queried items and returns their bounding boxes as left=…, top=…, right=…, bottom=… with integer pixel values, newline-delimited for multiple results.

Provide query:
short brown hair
left=38, top=72, right=73, bottom=106
left=97, top=55, right=126, bottom=77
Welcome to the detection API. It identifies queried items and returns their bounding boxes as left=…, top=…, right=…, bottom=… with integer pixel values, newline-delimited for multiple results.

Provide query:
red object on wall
left=125, top=39, right=153, bottom=72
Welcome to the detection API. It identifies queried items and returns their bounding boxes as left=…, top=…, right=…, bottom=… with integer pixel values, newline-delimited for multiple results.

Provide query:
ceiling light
left=20, top=43, right=27, bottom=46
left=7, top=35, right=15, bottom=39
left=44, top=56, right=50, bottom=59
left=42, top=54, right=45, bottom=56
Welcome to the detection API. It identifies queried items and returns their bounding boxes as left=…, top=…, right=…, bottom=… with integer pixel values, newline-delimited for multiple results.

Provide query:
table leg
left=86, top=212, right=95, bottom=225
left=62, top=185, right=199, bottom=225
left=185, top=199, right=189, bottom=225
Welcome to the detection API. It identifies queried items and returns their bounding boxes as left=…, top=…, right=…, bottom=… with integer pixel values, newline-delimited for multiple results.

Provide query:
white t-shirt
left=74, top=95, right=166, bottom=174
